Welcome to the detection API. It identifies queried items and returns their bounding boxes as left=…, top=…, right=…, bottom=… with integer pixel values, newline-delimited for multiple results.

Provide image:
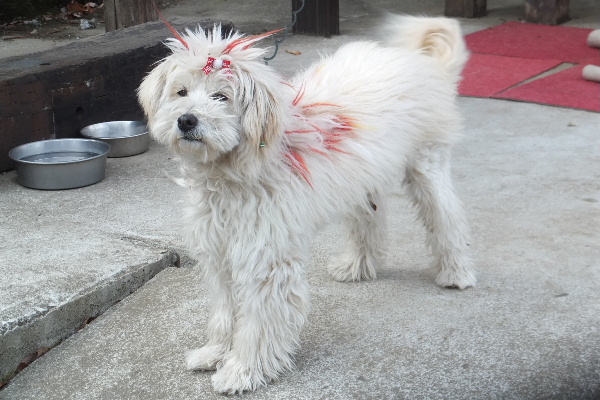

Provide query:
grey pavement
left=1, top=0, right=600, bottom=398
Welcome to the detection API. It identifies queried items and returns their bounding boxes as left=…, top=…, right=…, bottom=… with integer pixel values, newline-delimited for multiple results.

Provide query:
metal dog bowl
left=80, top=121, right=149, bottom=157
left=9, top=139, right=110, bottom=190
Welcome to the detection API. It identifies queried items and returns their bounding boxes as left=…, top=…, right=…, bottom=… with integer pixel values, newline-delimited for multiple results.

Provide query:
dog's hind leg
left=185, top=267, right=234, bottom=371
left=211, top=259, right=309, bottom=394
left=403, top=144, right=476, bottom=289
left=328, top=192, right=387, bottom=282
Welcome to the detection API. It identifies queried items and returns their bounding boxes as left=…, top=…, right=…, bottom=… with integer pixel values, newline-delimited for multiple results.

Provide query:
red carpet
left=459, top=22, right=599, bottom=112
left=496, top=64, right=600, bottom=112
left=460, top=54, right=561, bottom=97
left=465, top=21, right=598, bottom=64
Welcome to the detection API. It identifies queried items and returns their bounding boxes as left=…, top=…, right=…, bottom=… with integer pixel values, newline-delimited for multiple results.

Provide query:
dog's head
left=138, top=26, right=285, bottom=164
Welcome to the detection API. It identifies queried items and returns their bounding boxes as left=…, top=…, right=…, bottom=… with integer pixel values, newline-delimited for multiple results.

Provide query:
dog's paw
left=434, top=268, right=476, bottom=289
left=211, top=356, right=266, bottom=394
left=328, top=253, right=377, bottom=282
left=185, top=345, right=228, bottom=371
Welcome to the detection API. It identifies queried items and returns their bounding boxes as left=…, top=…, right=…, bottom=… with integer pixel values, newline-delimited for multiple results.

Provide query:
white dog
left=138, top=15, right=475, bottom=394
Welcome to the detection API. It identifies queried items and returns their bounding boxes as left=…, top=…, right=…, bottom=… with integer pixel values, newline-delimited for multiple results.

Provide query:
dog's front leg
left=211, top=258, right=309, bottom=394
left=185, top=266, right=234, bottom=371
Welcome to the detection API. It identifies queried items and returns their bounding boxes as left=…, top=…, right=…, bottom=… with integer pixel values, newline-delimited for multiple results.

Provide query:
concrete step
left=0, top=142, right=184, bottom=382
left=2, top=239, right=599, bottom=399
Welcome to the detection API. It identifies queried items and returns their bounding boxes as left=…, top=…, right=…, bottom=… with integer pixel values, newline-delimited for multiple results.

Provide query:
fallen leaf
left=67, top=1, right=96, bottom=14
left=286, top=50, right=302, bottom=56
left=17, top=350, right=41, bottom=371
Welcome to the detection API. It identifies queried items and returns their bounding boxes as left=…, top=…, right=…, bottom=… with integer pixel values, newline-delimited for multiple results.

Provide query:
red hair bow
left=202, top=57, right=231, bottom=75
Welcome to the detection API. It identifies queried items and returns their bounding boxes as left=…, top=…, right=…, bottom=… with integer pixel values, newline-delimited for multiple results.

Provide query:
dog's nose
left=177, top=114, right=198, bottom=132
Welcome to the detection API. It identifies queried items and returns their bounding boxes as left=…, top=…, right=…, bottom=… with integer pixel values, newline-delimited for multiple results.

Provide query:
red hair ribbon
left=202, top=57, right=231, bottom=75
left=202, top=57, right=232, bottom=75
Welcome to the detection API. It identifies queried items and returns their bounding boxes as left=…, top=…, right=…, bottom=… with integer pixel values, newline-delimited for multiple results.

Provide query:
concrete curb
left=0, top=250, right=179, bottom=382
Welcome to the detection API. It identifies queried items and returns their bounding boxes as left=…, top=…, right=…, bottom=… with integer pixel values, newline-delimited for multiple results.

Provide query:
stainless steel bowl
left=9, top=139, right=110, bottom=190
left=80, top=121, right=149, bottom=157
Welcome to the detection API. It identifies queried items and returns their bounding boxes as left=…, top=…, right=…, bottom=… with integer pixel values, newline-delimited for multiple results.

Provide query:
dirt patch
left=0, top=0, right=332, bottom=61
left=0, top=2, right=200, bottom=60
left=1, top=2, right=104, bottom=41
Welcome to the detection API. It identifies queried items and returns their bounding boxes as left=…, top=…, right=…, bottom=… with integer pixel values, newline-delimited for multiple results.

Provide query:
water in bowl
left=20, top=151, right=98, bottom=164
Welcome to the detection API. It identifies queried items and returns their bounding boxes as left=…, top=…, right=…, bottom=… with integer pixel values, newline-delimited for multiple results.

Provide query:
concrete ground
left=1, top=0, right=599, bottom=398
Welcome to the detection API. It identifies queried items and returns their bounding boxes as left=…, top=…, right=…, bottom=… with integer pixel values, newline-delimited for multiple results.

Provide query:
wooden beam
left=445, top=0, right=487, bottom=18
left=292, top=0, right=339, bottom=37
left=525, top=0, right=570, bottom=25
left=105, top=0, right=159, bottom=32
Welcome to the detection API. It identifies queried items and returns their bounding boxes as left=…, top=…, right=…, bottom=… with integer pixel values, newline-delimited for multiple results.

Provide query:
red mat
left=465, top=21, right=598, bottom=64
left=496, top=64, right=600, bottom=112
left=460, top=53, right=562, bottom=97
left=459, top=22, right=600, bottom=112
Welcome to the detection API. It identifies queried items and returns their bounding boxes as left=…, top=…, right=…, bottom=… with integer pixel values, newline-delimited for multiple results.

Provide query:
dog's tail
left=382, top=15, right=469, bottom=81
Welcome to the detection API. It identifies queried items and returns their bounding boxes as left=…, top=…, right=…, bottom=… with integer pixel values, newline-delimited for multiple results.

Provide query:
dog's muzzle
left=178, top=113, right=202, bottom=141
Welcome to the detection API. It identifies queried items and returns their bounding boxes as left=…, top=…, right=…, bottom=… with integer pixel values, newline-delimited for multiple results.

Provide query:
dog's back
left=285, top=16, right=468, bottom=174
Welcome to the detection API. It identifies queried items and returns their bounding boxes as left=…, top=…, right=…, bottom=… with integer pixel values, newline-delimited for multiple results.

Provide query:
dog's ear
left=236, top=69, right=283, bottom=148
left=137, top=60, right=172, bottom=123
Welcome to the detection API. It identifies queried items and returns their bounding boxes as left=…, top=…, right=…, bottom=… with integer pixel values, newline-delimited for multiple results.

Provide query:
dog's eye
left=210, top=93, right=228, bottom=102
left=177, top=88, right=188, bottom=97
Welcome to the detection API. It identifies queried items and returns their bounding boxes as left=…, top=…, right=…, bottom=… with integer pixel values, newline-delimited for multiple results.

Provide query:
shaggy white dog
left=138, top=15, right=475, bottom=394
